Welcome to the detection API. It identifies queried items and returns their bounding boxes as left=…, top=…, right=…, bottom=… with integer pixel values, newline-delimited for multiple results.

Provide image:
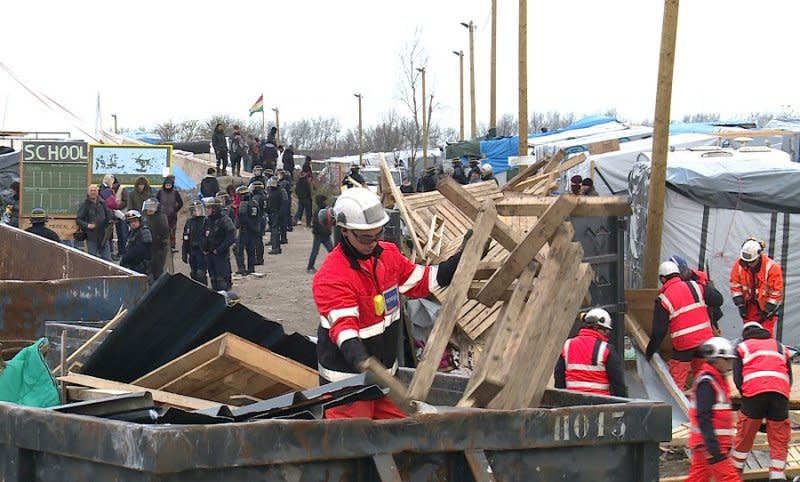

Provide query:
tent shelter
left=627, top=146, right=800, bottom=344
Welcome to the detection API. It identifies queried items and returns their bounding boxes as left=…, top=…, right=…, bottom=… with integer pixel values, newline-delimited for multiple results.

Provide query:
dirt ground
left=169, top=184, right=323, bottom=338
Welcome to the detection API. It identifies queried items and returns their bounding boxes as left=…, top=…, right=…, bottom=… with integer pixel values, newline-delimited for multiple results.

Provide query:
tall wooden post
left=462, top=20, right=477, bottom=139
left=354, top=94, right=363, bottom=166
left=518, top=0, right=528, bottom=160
left=490, top=0, right=497, bottom=132
left=643, top=0, right=680, bottom=288
left=417, top=68, right=428, bottom=168
left=454, top=50, right=465, bottom=141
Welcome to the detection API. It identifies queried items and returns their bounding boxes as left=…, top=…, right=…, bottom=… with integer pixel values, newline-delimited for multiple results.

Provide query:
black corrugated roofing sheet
left=81, top=273, right=316, bottom=382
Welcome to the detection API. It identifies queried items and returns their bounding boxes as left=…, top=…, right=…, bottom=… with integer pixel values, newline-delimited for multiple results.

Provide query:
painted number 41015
left=553, top=411, right=626, bottom=441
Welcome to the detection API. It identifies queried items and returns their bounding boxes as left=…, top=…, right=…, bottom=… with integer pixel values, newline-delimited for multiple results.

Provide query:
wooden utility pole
left=643, top=0, right=680, bottom=288
left=490, top=0, right=497, bottom=132
left=518, top=0, right=528, bottom=160
left=272, top=107, right=280, bottom=145
left=354, top=94, right=363, bottom=166
left=417, top=68, right=428, bottom=168
left=462, top=21, right=477, bottom=139
left=111, top=114, right=118, bottom=134
left=453, top=50, right=465, bottom=141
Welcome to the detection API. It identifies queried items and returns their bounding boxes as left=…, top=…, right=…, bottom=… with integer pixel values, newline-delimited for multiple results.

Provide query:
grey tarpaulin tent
left=628, top=146, right=800, bottom=344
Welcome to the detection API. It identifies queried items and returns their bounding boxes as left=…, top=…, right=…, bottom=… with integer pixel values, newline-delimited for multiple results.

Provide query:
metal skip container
left=0, top=372, right=670, bottom=481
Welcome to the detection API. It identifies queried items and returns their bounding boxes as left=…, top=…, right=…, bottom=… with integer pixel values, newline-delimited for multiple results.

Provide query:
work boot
left=268, top=249, right=282, bottom=255
left=280, top=239, right=288, bottom=245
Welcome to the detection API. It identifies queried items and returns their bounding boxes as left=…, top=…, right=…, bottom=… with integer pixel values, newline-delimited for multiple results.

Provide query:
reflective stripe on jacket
left=737, top=337, right=791, bottom=398
left=689, top=363, right=734, bottom=452
left=658, top=277, right=712, bottom=351
left=562, top=328, right=610, bottom=395
left=730, top=254, right=784, bottom=313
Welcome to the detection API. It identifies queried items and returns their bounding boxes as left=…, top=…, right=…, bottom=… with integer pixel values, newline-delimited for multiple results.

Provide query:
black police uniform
left=181, top=216, right=207, bottom=286
left=25, top=223, right=61, bottom=243
left=121, top=224, right=152, bottom=276
left=267, top=186, right=284, bottom=254
left=201, top=210, right=236, bottom=291
left=236, top=193, right=262, bottom=274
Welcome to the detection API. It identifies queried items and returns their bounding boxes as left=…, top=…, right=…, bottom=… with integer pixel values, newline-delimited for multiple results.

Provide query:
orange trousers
left=325, top=398, right=406, bottom=420
left=668, top=357, right=705, bottom=391
left=731, top=414, right=790, bottom=479
left=686, top=448, right=742, bottom=482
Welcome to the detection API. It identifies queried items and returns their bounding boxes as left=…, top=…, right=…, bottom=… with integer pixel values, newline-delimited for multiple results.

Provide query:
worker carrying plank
left=553, top=308, right=627, bottom=397
left=685, top=337, right=740, bottom=482
left=731, top=238, right=784, bottom=338
left=646, top=260, right=724, bottom=391
left=730, top=321, right=793, bottom=479
left=312, top=187, right=470, bottom=419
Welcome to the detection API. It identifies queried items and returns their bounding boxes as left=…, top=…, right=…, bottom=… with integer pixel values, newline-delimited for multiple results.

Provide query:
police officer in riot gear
left=25, top=208, right=61, bottom=243
left=121, top=210, right=152, bottom=277
left=181, top=200, right=208, bottom=286
left=235, top=185, right=261, bottom=275
left=201, top=197, right=236, bottom=291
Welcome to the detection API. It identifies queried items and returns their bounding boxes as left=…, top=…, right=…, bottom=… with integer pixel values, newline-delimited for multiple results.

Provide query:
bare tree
left=154, top=120, right=179, bottom=142
left=681, top=112, right=721, bottom=123
left=177, top=119, right=201, bottom=142
left=496, top=113, right=518, bottom=137
left=529, top=111, right=576, bottom=133
left=396, top=28, right=429, bottom=183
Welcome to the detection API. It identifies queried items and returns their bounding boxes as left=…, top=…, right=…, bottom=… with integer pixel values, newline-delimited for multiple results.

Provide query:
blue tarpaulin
left=172, top=164, right=195, bottom=190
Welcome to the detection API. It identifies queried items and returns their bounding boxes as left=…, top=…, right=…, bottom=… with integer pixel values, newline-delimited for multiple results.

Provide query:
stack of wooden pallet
left=372, top=156, right=632, bottom=409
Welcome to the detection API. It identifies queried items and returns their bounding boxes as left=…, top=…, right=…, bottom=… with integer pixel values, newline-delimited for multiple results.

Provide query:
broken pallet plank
left=58, top=373, right=219, bottom=410
left=407, top=202, right=497, bottom=402
left=476, top=194, right=578, bottom=307
left=379, top=154, right=426, bottom=261
left=496, top=195, right=632, bottom=218
left=502, top=157, right=549, bottom=192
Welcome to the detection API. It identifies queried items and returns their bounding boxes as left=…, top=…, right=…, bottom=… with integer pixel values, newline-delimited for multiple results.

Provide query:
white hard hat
left=740, top=239, right=762, bottom=262
left=583, top=308, right=613, bottom=330
left=699, top=337, right=737, bottom=360
left=658, top=260, right=680, bottom=278
left=742, top=321, right=764, bottom=331
left=481, top=163, right=493, bottom=173
left=334, top=187, right=389, bottom=230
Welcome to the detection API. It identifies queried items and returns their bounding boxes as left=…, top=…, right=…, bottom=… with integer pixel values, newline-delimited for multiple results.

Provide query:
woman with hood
left=212, top=123, right=229, bottom=175
left=156, top=175, right=184, bottom=251
left=128, top=176, right=153, bottom=212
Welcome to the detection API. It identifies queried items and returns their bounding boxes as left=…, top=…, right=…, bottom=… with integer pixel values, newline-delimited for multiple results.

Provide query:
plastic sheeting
left=627, top=147, right=800, bottom=345
left=533, top=125, right=653, bottom=162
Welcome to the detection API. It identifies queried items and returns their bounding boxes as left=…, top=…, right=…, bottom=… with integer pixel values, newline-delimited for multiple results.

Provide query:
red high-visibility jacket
left=730, top=254, right=783, bottom=319
left=737, top=337, right=791, bottom=398
left=658, top=277, right=712, bottom=351
left=689, top=363, right=734, bottom=453
left=562, top=328, right=611, bottom=395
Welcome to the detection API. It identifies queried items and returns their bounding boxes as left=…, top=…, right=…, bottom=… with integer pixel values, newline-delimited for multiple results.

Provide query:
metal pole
left=453, top=50, right=465, bottom=141
left=417, top=67, right=428, bottom=168
left=273, top=108, right=280, bottom=146
left=643, top=0, right=680, bottom=288
left=518, top=0, right=528, bottom=160
left=468, top=21, right=477, bottom=138
left=490, top=0, right=497, bottom=132
left=354, top=94, right=363, bottom=166
left=111, top=114, right=118, bottom=134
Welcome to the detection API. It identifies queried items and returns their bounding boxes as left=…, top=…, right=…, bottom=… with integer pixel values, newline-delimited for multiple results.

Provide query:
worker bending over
left=686, top=337, right=740, bottom=482
left=731, top=238, right=784, bottom=337
left=313, top=188, right=473, bottom=419
left=730, top=321, right=792, bottom=480
left=554, top=308, right=627, bottom=397
left=647, top=260, right=723, bottom=391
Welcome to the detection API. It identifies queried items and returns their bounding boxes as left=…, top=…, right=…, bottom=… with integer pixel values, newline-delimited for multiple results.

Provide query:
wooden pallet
left=132, top=333, right=319, bottom=405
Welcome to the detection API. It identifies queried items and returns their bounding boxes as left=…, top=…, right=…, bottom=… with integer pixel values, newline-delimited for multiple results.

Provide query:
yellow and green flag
left=249, top=94, right=264, bottom=116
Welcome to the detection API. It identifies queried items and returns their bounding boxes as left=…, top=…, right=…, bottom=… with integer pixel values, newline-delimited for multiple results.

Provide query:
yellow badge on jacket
left=373, top=294, right=385, bottom=316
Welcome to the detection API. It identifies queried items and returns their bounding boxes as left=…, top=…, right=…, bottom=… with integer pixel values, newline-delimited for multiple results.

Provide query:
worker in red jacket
left=686, top=337, right=740, bottom=482
left=313, top=187, right=473, bottom=419
left=669, top=254, right=723, bottom=334
left=646, top=260, right=723, bottom=391
left=730, top=321, right=793, bottom=479
left=554, top=308, right=627, bottom=397
left=730, top=238, right=784, bottom=337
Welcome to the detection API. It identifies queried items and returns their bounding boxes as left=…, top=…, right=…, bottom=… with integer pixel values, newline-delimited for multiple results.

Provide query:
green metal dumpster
left=0, top=371, right=670, bottom=481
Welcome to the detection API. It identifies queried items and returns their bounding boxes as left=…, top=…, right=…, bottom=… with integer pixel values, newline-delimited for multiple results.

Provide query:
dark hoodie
left=200, top=175, right=220, bottom=199
left=156, top=175, right=183, bottom=219
left=128, top=176, right=153, bottom=212
left=312, top=195, right=331, bottom=238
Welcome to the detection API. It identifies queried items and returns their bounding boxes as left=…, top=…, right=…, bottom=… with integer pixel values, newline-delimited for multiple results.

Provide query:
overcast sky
left=2, top=0, right=799, bottom=137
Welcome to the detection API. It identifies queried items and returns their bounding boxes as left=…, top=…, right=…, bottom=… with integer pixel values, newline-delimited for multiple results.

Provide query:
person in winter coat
left=235, top=185, right=261, bottom=275
left=229, top=127, right=247, bottom=177
left=451, top=158, right=468, bottom=185
left=420, top=166, right=437, bottom=192
left=111, top=177, right=128, bottom=258
left=262, top=139, right=279, bottom=173
left=181, top=200, right=207, bottom=286
left=128, top=176, right=154, bottom=212
left=25, top=208, right=61, bottom=243
left=307, top=194, right=334, bottom=273
left=156, top=175, right=184, bottom=251
left=283, top=145, right=295, bottom=179
left=212, top=123, right=229, bottom=175
left=481, top=163, right=499, bottom=185
left=294, top=171, right=313, bottom=227
left=201, top=197, right=236, bottom=291
left=120, top=210, right=152, bottom=276
left=142, top=197, right=169, bottom=282
left=301, top=155, right=313, bottom=177
left=200, top=168, right=220, bottom=198
left=554, top=308, right=627, bottom=397
left=76, top=184, right=112, bottom=260
left=266, top=177, right=285, bottom=255
left=98, top=174, right=123, bottom=257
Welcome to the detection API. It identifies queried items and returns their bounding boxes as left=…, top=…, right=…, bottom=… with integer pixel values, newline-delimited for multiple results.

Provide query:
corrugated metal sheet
left=81, top=273, right=316, bottom=382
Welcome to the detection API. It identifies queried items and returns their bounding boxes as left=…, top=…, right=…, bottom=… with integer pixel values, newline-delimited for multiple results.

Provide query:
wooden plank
left=625, top=313, right=690, bottom=418
left=407, top=202, right=497, bottom=402
left=477, top=194, right=578, bottom=306
left=437, top=176, right=522, bottom=252
left=474, top=260, right=503, bottom=280
left=58, top=373, right=219, bottom=410
left=361, top=357, right=414, bottom=415
left=378, top=154, right=425, bottom=262
left=468, top=281, right=513, bottom=302
left=53, top=308, right=127, bottom=374
left=502, top=157, right=548, bottom=192
left=465, top=302, right=505, bottom=340
left=496, top=195, right=632, bottom=217
left=540, top=149, right=566, bottom=173
left=459, top=266, right=537, bottom=407
left=134, top=337, right=226, bottom=388
left=464, top=449, right=498, bottom=482
left=223, top=335, right=319, bottom=389
left=488, top=224, right=579, bottom=409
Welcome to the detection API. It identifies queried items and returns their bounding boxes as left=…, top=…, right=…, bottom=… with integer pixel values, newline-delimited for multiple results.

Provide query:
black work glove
left=340, top=338, right=369, bottom=371
left=435, top=229, right=489, bottom=287
left=181, top=253, right=188, bottom=263
left=765, top=301, right=779, bottom=317
left=708, top=452, right=726, bottom=465
left=645, top=351, right=653, bottom=362
left=739, top=305, right=748, bottom=319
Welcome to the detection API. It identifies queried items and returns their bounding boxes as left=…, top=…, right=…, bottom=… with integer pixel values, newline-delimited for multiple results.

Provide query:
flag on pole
left=249, top=94, right=264, bottom=116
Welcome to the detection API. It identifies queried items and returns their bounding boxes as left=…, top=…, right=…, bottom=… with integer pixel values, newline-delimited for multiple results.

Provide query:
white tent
left=562, top=133, right=719, bottom=195
left=627, top=146, right=800, bottom=344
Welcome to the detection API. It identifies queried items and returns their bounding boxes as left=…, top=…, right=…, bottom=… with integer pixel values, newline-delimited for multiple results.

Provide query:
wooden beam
left=474, top=260, right=503, bottom=280
left=476, top=194, right=577, bottom=306
left=360, top=357, right=415, bottom=415
left=643, top=0, right=680, bottom=288
left=58, top=373, right=220, bottom=410
left=437, top=176, right=521, bottom=252
left=458, top=266, right=537, bottom=408
left=407, top=202, right=497, bottom=402
left=541, top=149, right=566, bottom=173
left=496, top=195, right=632, bottom=217
left=468, top=281, right=513, bottom=302
left=464, top=449, right=498, bottom=482
left=53, top=308, right=127, bottom=374
left=378, top=154, right=426, bottom=262
left=502, top=157, right=548, bottom=192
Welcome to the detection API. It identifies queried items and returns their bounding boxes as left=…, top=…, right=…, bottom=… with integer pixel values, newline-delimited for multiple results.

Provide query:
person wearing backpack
left=229, top=126, right=247, bottom=177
